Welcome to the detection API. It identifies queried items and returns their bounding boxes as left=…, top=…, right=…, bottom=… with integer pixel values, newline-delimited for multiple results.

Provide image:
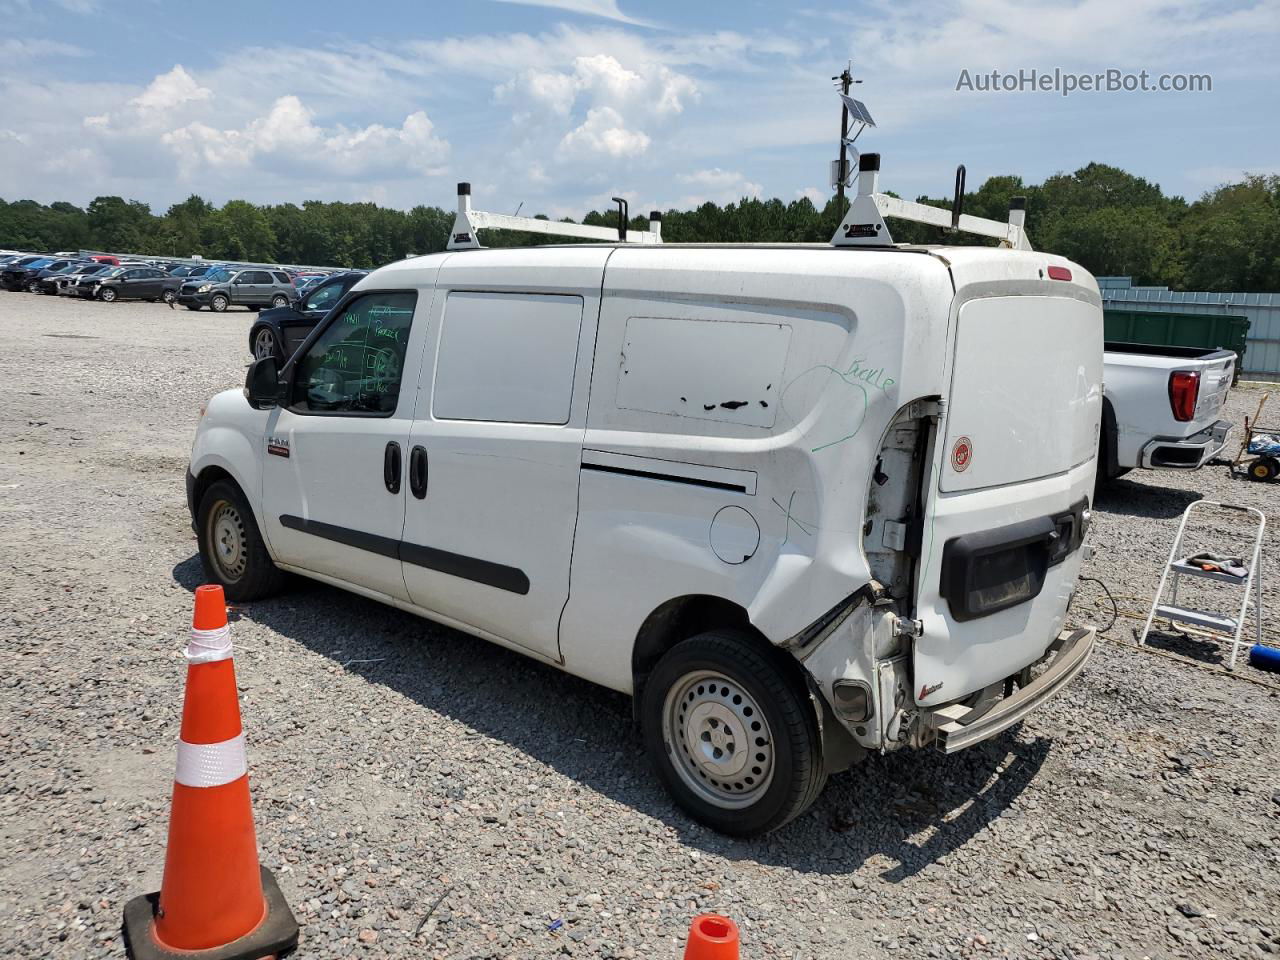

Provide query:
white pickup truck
left=1098, top=344, right=1235, bottom=483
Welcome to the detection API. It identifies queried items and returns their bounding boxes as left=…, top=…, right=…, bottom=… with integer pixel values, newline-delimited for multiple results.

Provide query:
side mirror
left=245, top=356, right=282, bottom=409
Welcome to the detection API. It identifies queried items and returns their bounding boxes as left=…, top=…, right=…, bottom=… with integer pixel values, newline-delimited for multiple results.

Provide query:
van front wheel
left=196, top=479, right=286, bottom=602
left=641, top=631, right=825, bottom=836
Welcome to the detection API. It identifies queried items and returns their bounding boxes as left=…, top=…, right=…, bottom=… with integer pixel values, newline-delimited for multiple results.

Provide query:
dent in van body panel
left=557, top=248, right=955, bottom=691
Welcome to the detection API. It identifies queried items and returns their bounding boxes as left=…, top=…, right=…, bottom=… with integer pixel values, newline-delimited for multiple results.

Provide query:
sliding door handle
left=409, top=445, right=428, bottom=499
left=383, top=441, right=402, bottom=494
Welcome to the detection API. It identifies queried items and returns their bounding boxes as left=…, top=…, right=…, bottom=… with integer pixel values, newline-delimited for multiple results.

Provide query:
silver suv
left=175, top=267, right=296, bottom=313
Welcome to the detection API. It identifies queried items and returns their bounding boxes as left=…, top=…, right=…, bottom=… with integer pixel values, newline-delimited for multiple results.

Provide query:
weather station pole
left=834, top=65, right=853, bottom=209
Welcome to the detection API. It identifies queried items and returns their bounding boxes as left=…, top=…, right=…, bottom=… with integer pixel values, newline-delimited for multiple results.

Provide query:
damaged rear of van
left=559, top=243, right=1102, bottom=834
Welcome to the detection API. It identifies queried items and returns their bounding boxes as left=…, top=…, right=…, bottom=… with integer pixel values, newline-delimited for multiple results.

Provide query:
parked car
left=176, top=267, right=295, bottom=312
left=90, top=255, right=120, bottom=266
left=27, top=259, right=91, bottom=293
left=1, top=256, right=56, bottom=291
left=170, top=264, right=218, bottom=280
left=247, top=270, right=368, bottom=360
left=47, top=262, right=114, bottom=295
left=75, top=265, right=182, bottom=303
left=1097, top=344, right=1236, bottom=483
left=189, top=240, right=1102, bottom=836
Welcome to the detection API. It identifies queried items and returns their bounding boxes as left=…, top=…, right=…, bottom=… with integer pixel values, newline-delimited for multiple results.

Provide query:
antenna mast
left=831, top=63, right=871, bottom=210
left=833, top=64, right=854, bottom=209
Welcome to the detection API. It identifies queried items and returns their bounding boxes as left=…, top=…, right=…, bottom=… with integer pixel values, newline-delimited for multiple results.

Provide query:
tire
left=98, top=286, right=117, bottom=302
left=270, top=294, right=288, bottom=308
left=195, top=479, right=286, bottom=602
left=1249, top=457, right=1279, bottom=482
left=252, top=326, right=279, bottom=361
left=641, top=630, right=826, bottom=836
left=162, top=289, right=176, bottom=305
left=210, top=293, right=229, bottom=313
left=25, top=279, right=39, bottom=293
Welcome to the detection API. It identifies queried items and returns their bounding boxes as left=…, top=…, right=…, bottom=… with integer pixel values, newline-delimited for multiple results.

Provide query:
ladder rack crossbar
left=447, top=183, right=662, bottom=250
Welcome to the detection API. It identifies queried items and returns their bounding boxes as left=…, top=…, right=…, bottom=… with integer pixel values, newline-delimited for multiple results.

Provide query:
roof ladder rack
left=447, top=183, right=663, bottom=250
left=831, top=154, right=1033, bottom=251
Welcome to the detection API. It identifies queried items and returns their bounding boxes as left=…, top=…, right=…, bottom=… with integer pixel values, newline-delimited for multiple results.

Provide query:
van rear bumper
left=927, top=626, right=1095, bottom=753
left=1139, top=420, right=1231, bottom=469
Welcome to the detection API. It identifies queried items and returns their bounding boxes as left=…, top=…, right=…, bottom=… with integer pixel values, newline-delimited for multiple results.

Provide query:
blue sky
left=2, top=0, right=1276, bottom=220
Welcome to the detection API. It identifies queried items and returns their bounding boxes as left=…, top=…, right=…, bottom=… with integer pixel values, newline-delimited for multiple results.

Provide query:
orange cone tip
left=683, top=914, right=740, bottom=960
left=192, top=584, right=227, bottom=631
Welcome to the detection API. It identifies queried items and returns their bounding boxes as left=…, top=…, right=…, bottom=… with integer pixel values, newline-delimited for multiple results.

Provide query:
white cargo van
left=186, top=161, right=1103, bottom=835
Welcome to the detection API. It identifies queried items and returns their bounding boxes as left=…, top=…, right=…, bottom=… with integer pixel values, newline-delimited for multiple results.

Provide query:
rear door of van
left=912, top=256, right=1103, bottom=706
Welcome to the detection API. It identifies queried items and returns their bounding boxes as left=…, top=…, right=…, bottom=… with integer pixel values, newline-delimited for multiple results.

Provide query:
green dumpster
left=1103, top=309, right=1250, bottom=376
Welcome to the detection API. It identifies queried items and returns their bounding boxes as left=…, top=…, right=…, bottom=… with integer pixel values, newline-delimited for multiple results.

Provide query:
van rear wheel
left=641, top=631, right=825, bottom=836
left=196, top=479, right=286, bottom=602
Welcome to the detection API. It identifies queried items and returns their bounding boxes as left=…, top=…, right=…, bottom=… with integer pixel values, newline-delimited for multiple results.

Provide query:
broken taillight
left=1169, top=370, right=1201, bottom=422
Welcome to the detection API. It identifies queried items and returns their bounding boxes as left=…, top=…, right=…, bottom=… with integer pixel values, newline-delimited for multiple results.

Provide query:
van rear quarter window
left=432, top=291, right=583, bottom=425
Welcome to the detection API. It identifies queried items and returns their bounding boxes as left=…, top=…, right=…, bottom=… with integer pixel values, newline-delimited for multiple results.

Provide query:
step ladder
left=1139, top=500, right=1266, bottom=669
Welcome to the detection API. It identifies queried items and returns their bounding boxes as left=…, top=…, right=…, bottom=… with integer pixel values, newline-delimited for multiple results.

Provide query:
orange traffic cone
left=682, top=914, right=740, bottom=960
left=123, top=585, right=298, bottom=960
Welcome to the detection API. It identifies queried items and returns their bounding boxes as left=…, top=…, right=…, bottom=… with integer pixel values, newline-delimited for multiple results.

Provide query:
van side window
left=433, top=291, right=583, bottom=425
left=292, top=291, right=418, bottom=415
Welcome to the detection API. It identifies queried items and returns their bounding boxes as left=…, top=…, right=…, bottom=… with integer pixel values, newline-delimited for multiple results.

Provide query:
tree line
left=2, top=163, right=1277, bottom=292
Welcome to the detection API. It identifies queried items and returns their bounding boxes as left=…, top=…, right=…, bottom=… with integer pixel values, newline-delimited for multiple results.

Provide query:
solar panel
left=840, top=94, right=876, bottom=127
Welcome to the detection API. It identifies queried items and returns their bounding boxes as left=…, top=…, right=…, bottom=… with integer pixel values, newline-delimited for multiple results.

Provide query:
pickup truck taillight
left=1168, top=370, right=1201, bottom=422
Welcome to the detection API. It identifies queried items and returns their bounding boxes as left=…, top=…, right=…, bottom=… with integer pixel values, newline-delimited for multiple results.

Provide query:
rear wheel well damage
left=631, top=595, right=752, bottom=697
left=628, top=594, right=860, bottom=772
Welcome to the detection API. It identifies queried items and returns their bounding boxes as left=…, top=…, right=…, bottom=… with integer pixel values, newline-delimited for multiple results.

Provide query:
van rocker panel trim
left=399, top=542, right=530, bottom=596
left=278, top=515, right=530, bottom=595
left=279, top=514, right=399, bottom=559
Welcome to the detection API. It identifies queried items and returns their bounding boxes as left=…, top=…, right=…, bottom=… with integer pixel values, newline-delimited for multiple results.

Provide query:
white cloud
left=796, top=186, right=826, bottom=206
left=488, top=0, right=655, bottom=27
left=559, top=106, right=650, bottom=158
left=496, top=52, right=696, bottom=120
left=674, top=168, right=763, bottom=205
left=130, top=65, right=211, bottom=113
left=495, top=50, right=696, bottom=174
left=162, top=95, right=450, bottom=180
left=0, top=38, right=85, bottom=59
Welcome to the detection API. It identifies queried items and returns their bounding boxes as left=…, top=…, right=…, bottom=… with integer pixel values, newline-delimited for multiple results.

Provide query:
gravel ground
left=1, top=292, right=1279, bottom=960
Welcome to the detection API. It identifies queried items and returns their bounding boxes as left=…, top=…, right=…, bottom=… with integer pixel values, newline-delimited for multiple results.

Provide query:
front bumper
left=925, top=626, right=1096, bottom=753
left=178, top=291, right=212, bottom=307
left=1140, top=420, right=1232, bottom=470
